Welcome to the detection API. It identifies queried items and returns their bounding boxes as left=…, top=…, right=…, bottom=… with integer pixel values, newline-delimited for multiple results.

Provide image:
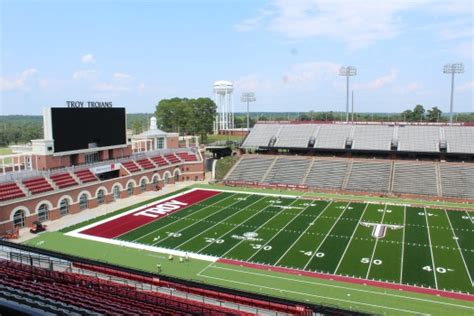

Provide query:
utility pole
left=443, top=63, right=464, bottom=123
left=339, top=66, right=357, bottom=122
left=240, top=92, right=256, bottom=130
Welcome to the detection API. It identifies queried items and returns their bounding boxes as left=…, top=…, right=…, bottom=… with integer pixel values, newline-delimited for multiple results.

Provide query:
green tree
left=426, top=106, right=442, bottom=122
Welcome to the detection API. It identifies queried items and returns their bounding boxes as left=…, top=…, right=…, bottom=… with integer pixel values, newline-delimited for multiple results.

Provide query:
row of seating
left=225, top=155, right=474, bottom=198
left=50, top=172, right=78, bottom=189
left=74, top=169, right=97, bottom=183
left=0, top=182, right=25, bottom=202
left=22, top=177, right=53, bottom=195
left=176, top=151, right=198, bottom=162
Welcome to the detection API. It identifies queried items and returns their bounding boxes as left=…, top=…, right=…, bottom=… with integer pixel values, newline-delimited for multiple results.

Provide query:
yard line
left=424, top=207, right=439, bottom=290
left=465, top=210, right=474, bottom=224
left=445, top=209, right=474, bottom=286
left=130, top=192, right=238, bottom=242
left=151, top=194, right=250, bottom=246
left=246, top=204, right=311, bottom=262
left=400, top=206, right=406, bottom=284
left=302, top=202, right=351, bottom=271
left=274, top=202, right=334, bottom=266
left=173, top=196, right=267, bottom=249
left=365, top=204, right=387, bottom=279
left=334, top=203, right=369, bottom=274
left=218, top=198, right=303, bottom=259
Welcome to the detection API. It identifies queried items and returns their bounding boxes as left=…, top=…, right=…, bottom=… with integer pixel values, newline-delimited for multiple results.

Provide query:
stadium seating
left=397, top=126, right=441, bottom=152
left=444, top=126, right=474, bottom=154
left=314, top=125, right=352, bottom=149
left=22, top=177, right=54, bottom=195
left=242, top=124, right=281, bottom=147
left=351, top=125, right=394, bottom=151
left=392, top=162, right=439, bottom=196
left=164, top=153, right=181, bottom=164
left=150, top=155, right=170, bottom=166
left=274, top=125, right=317, bottom=147
left=263, top=157, right=311, bottom=184
left=74, top=169, right=98, bottom=183
left=225, top=156, right=275, bottom=183
left=135, top=158, right=155, bottom=170
left=0, top=182, right=25, bottom=202
left=304, top=159, right=349, bottom=189
left=50, top=172, right=78, bottom=189
left=176, top=151, right=198, bottom=162
left=439, top=163, right=474, bottom=199
left=121, top=161, right=141, bottom=173
left=341, top=160, right=392, bottom=192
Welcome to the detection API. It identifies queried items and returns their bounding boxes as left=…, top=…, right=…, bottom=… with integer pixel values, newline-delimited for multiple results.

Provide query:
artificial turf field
left=25, top=185, right=474, bottom=315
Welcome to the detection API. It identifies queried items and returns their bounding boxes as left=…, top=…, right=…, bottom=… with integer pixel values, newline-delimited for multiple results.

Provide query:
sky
left=0, top=0, right=473, bottom=115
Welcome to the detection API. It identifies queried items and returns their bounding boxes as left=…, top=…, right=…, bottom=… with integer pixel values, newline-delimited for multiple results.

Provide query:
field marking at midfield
left=196, top=197, right=277, bottom=254
left=128, top=192, right=238, bottom=242
left=400, top=206, right=407, bottom=284
left=201, top=265, right=474, bottom=311
left=198, top=268, right=425, bottom=315
left=246, top=203, right=311, bottom=262
left=424, top=207, right=439, bottom=290
left=365, top=204, right=387, bottom=279
left=334, top=203, right=369, bottom=274
left=273, top=202, right=334, bottom=266
left=302, top=202, right=351, bottom=271
left=172, top=195, right=267, bottom=250
left=151, top=193, right=249, bottom=246
left=445, top=209, right=474, bottom=286
left=219, top=198, right=302, bottom=260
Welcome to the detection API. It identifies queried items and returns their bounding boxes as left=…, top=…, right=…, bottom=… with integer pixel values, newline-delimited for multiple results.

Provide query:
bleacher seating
left=352, top=125, right=393, bottom=151
left=0, top=182, right=25, bottom=202
left=22, top=177, right=53, bottom=195
left=263, top=158, right=310, bottom=184
left=444, top=127, right=474, bottom=154
left=242, top=124, right=281, bottom=147
left=345, top=160, right=392, bottom=192
left=135, top=158, right=155, bottom=170
left=314, top=125, right=352, bottom=149
left=226, top=156, right=275, bottom=183
left=439, top=163, right=474, bottom=199
left=176, top=151, right=198, bottom=162
left=50, top=172, right=78, bottom=189
left=150, top=155, right=170, bottom=166
left=164, top=153, right=181, bottom=164
left=304, top=159, right=349, bottom=189
left=274, top=125, right=316, bottom=147
left=392, top=162, right=438, bottom=196
left=397, top=126, right=441, bottom=152
left=74, top=169, right=97, bottom=183
left=121, top=161, right=141, bottom=173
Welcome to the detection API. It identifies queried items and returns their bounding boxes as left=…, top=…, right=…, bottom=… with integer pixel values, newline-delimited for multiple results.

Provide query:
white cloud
left=137, top=83, right=146, bottom=93
left=457, top=81, right=474, bottom=91
left=94, top=82, right=131, bottom=93
left=72, top=70, right=98, bottom=80
left=282, top=61, right=340, bottom=85
left=0, top=68, right=38, bottom=91
left=354, top=69, right=398, bottom=90
left=113, top=72, right=133, bottom=80
left=235, top=74, right=273, bottom=92
left=81, top=54, right=96, bottom=64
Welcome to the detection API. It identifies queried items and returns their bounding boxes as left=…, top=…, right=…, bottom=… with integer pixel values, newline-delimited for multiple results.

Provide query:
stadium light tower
left=339, top=66, right=357, bottom=122
left=443, top=63, right=464, bottom=123
left=241, top=92, right=256, bottom=130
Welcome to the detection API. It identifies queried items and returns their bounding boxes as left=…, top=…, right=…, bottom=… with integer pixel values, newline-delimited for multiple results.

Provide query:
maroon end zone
left=218, top=258, right=474, bottom=302
left=80, top=189, right=220, bottom=238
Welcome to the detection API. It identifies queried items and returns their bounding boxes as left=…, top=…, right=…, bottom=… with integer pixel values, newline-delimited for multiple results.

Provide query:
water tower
left=213, top=80, right=234, bottom=133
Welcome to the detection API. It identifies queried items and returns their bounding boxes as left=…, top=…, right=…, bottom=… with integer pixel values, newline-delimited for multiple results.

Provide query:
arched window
left=97, top=189, right=105, bottom=205
left=38, top=204, right=49, bottom=222
left=79, top=193, right=88, bottom=210
left=152, top=175, right=158, bottom=186
left=164, top=173, right=169, bottom=185
left=59, top=199, right=70, bottom=216
left=174, top=171, right=179, bottom=182
left=113, top=185, right=120, bottom=201
left=127, top=182, right=134, bottom=196
left=13, top=209, right=25, bottom=228
left=140, top=179, right=147, bottom=192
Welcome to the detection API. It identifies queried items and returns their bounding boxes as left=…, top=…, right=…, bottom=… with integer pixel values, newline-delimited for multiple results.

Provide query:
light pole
left=339, top=66, right=357, bottom=122
left=241, top=92, right=256, bottom=130
left=443, top=63, right=464, bottom=123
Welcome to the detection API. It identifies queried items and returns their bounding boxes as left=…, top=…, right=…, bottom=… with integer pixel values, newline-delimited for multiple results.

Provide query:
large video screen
left=50, top=107, right=126, bottom=153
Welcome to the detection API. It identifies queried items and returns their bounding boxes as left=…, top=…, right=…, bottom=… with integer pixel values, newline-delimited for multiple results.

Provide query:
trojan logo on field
left=360, top=222, right=403, bottom=239
left=134, top=200, right=188, bottom=218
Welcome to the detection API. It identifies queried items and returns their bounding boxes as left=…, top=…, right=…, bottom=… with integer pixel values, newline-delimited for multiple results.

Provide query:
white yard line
left=424, top=207, right=439, bottom=290
left=445, top=209, right=474, bottom=286
left=302, top=202, right=351, bottom=271
left=465, top=210, right=474, bottom=224
left=274, top=201, right=334, bottom=266
left=334, top=203, right=369, bottom=274
left=173, top=196, right=267, bottom=249
left=400, top=206, right=407, bottom=284
left=365, top=204, right=387, bottom=279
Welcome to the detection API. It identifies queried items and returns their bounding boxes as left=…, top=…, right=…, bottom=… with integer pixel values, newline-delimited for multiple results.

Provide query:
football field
left=69, top=187, right=474, bottom=295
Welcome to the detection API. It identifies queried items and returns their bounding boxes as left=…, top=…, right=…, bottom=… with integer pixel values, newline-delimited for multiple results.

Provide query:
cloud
left=235, top=74, right=273, bottom=92
left=354, top=69, right=398, bottom=90
left=457, top=81, right=474, bottom=91
left=72, top=70, right=99, bottom=80
left=81, top=54, right=96, bottom=64
left=113, top=72, right=133, bottom=80
left=234, top=9, right=274, bottom=32
left=94, top=82, right=131, bottom=93
left=0, top=68, right=38, bottom=91
left=282, top=61, right=340, bottom=85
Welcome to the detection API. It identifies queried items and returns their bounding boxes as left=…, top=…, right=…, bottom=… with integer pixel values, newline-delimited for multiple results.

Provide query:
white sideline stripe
left=424, top=207, right=439, bottom=289
left=196, top=187, right=299, bottom=199
left=69, top=188, right=201, bottom=234
left=198, top=270, right=422, bottom=315
left=65, top=231, right=219, bottom=262
left=202, top=265, right=474, bottom=311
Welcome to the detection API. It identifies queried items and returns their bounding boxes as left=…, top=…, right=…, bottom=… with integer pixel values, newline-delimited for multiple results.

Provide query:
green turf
left=22, top=185, right=474, bottom=315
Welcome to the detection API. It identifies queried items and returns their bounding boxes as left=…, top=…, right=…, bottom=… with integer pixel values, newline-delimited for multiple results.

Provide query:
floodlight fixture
left=339, top=66, right=357, bottom=122
left=443, top=63, right=464, bottom=123
left=241, top=92, right=256, bottom=130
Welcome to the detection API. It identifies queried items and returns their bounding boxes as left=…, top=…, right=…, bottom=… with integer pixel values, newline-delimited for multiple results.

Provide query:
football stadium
left=1, top=1, right=473, bottom=315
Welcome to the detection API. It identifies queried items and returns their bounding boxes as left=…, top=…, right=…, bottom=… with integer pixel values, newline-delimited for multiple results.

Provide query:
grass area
left=0, top=148, right=12, bottom=155
left=23, top=185, right=474, bottom=315
left=202, top=134, right=245, bottom=144
left=215, top=156, right=239, bottom=180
